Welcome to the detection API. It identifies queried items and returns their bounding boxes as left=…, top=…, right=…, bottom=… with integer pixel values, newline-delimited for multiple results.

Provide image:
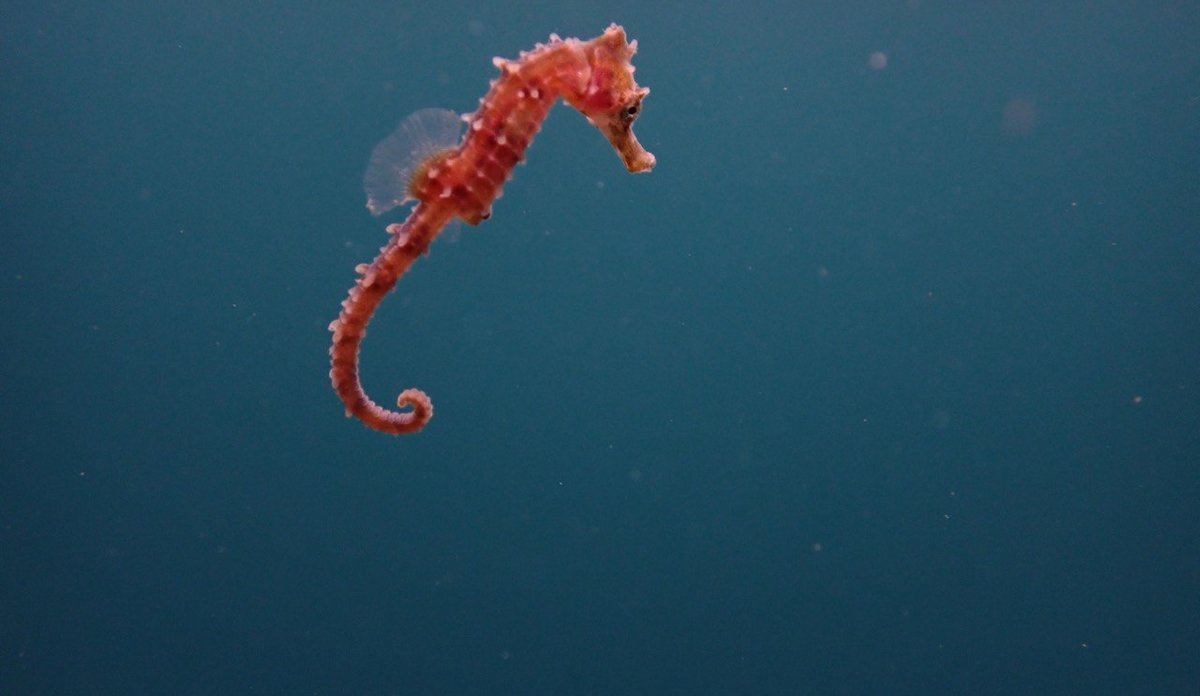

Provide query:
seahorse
left=329, top=24, right=655, bottom=435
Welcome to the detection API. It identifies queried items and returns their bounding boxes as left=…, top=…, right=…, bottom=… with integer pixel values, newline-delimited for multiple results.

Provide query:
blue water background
left=2, top=2, right=1198, bottom=694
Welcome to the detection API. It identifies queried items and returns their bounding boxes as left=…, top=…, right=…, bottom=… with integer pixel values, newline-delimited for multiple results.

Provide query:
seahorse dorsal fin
left=363, top=108, right=463, bottom=216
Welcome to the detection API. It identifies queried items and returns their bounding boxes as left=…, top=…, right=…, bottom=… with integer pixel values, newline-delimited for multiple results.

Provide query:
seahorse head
left=567, top=24, right=656, bottom=173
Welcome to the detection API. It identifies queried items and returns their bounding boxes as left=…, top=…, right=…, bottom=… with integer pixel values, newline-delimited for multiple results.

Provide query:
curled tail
left=329, top=220, right=434, bottom=435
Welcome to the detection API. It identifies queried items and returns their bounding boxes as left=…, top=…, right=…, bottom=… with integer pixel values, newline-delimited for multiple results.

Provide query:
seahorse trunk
left=329, top=25, right=653, bottom=436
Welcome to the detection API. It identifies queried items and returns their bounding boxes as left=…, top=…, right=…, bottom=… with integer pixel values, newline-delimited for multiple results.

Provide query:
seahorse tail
left=328, top=229, right=433, bottom=435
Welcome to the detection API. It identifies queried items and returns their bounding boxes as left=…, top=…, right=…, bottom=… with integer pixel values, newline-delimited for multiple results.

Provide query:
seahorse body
left=329, top=24, right=655, bottom=435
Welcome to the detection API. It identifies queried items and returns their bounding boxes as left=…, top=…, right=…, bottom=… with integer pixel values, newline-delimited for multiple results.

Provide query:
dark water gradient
left=2, top=2, right=1197, bottom=694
